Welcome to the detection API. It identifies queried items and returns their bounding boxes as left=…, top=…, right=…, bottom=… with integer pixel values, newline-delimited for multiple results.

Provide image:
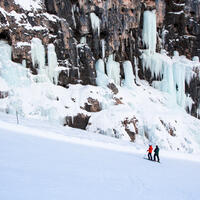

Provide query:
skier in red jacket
left=147, top=145, right=153, bottom=160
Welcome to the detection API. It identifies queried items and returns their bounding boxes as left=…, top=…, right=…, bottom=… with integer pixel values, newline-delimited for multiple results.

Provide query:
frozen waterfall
left=95, top=59, right=109, bottom=87
left=0, top=40, right=30, bottom=88
left=31, top=38, right=59, bottom=84
left=106, top=55, right=120, bottom=85
left=90, top=12, right=100, bottom=36
left=48, top=44, right=58, bottom=85
left=31, top=38, right=45, bottom=72
left=142, top=10, right=157, bottom=54
left=141, top=10, right=199, bottom=111
left=95, top=55, right=121, bottom=86
left=123, top=61, right=135, bottom=88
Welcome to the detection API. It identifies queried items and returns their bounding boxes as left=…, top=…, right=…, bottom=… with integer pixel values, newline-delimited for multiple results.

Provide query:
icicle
left=123, top=61, right=135, bottom=87
left=76, top=45, right=79, bottom=66
left=134, top=56, right=139, bottom=83
left=77, top=67, right=80, bottom=79
left=31, top=38, right=45, bottom=71
left=101, top=39, right=105, bottom=59
left=22, top=59, right=26, bottom=68
left=192, top=56, right=199, bottom=62
left=47, top=44, right=58, bottom=84
left=185, top=95, right=194, bottom=114
left=71, top=5, right=76, bottom=28
left=161, top=28, right=168, bottom=48
left=173, top=60, right=186, bottom=107
left=96, top=59, right=105, bottom=73
left=161, top=58, right=176, bottom=99
left=95, top=59, right=109, bottom=86
left=90, top=12, right=100, bottom=36
left=173, top=51, right=179, bottom=57
left=106, top=55, right=120, bottom=85
left=80, top=37, right=86, bottom=44
left=141, top=52, right=163, bottom=79
left=142, top=10, right=157, bottom=54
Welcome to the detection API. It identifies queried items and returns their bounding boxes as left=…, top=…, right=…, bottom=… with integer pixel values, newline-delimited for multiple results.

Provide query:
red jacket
left=148, top=146, right=153, bottom=153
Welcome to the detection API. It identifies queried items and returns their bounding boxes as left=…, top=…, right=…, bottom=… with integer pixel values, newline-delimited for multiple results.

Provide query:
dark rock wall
left=163, top=0, right=200, bottom=58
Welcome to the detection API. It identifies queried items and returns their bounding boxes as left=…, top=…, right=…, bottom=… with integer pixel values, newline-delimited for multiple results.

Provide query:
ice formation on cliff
left=123, top=61, right=135, bottom=88
left=90, top=12, right=100, bottom=36
left=141, top=10, right=199, bottom=112
left=106, top=55, right=120, bottom=85
left=142, top=10, right=157, bottom=54
left=31, top=38, right=59, bottom=84
left=95, top=59, right=109, bottom=87
left=47, top=44, right=58, bottom=85
left=31, top=38, right=46, bottom=82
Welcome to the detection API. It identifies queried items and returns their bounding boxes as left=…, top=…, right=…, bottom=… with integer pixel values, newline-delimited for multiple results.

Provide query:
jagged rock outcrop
left=0, top=91, right=8, bottom=98
left=84, top=97, right=101, bottom=112
left=122, top=117, right=139, bottom=142
left=64, top=114, right=90, bottom=129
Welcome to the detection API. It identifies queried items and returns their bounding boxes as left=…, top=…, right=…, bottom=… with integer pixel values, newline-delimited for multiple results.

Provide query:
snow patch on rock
left=14, top=0, right=43, bottom=11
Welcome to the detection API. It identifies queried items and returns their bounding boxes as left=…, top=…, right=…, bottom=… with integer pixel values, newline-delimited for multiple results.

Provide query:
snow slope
left=0, top=113, right=200, bottom=200
left=1, top=39, right=200, bottom=153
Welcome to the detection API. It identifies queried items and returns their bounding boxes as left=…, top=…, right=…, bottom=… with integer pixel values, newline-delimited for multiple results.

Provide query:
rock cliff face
left=1, top=0, right=200, bottom=117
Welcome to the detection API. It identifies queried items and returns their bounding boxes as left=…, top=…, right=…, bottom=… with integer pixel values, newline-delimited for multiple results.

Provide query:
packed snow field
left=0, top=113, right=200, bottom=200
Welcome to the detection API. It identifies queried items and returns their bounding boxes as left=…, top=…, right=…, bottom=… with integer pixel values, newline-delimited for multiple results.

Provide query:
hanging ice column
left=141, top=10, right=198, bottom=110
left=95, top=55, right=121, bottom=86
left=31, top=38, right=45, bottom=71
left=31, top=38, right=46, bottom=82
left=123, top=61, right=135, bottom=88
left=141, top=10, right=176, bottom=103
left=142, top=10, right=157, bottom=54
left=95, top=59, right=109, bottom=87
left=48, top=44, right=58, bottom=85
left=101, top=39, right=105, bottom=60
left=31, top=38, right=59, bottom=84
left=173, top=60, right=186, bottom=107
left=106, top=55, right=120, bottom=85
left=90, top=12, right=100, bottom=36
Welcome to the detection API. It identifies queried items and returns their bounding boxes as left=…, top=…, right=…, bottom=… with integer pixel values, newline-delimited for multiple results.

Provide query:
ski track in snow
left=0, top=113, right=200, bottom=200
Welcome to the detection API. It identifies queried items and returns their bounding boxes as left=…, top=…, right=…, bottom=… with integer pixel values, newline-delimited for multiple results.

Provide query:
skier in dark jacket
left=154, top=145, right=160, bottom=162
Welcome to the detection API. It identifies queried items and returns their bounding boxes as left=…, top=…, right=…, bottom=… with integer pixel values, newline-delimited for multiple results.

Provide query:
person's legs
left=157, top=155, right=160, bottom=162
left=150, top=153, right=152, bottom=160
left=148, top=153, right=150, bottom=160
left=153, top=154, right=156, bottom=161
left=154, top=154, right=159, bottom=162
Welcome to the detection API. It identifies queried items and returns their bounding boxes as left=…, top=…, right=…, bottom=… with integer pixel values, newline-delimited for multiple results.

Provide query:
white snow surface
left=14, top=0, right=42, bottom=11
left=0, top=112, right=200, bottom=200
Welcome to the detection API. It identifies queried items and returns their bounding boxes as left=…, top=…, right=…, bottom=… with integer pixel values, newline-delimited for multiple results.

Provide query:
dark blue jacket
left=154, top=146, right=159, bottom=155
